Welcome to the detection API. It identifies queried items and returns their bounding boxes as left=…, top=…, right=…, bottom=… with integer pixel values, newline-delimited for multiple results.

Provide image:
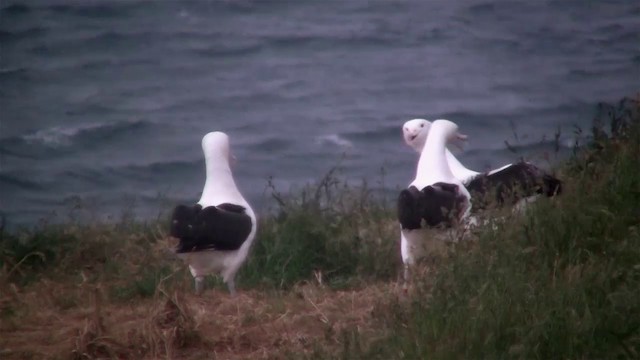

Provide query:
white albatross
left=169, top=131, right=257, bottom=296
left=402, top=119, right=562, bottom=211
left=397, top=119, right=472, bottom=282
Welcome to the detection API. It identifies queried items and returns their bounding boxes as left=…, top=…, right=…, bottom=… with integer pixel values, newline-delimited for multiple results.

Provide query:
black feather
left=171, top=203, right=253, bottom=253
left=397, top=183, right=467, bottom=230
left=466, top=161, right=562, bottom=209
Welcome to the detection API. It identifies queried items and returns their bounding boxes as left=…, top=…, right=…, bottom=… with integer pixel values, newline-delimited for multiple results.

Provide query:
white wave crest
left=315, top=134, right=354, bottom=149
left=22, top=122, right=106, bottom=147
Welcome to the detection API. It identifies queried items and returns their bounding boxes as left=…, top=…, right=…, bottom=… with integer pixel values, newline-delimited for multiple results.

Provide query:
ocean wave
left=262, top=32, right=405, bottom=50
left=502, top=137, right=579, bottom=153
left=245, top=138, right=293, bottom=152
left=23, top=30, right=157, bottom=58
left=0, top=26, right=47, bottom=42
left=107, top=159, right=204, bottom=191
left=438, top=100, right=591, bottom=126
left=85, top=31, right=130, bottom=44
left=455, top=136, right=579, bottom=172
left=460, top=146, right=573, bottom=174
left=22, top=125, right=94, bottom=147
left=343, top=123, right=400, bottom=142
left=0, top=173, right=43, bottom=191
left=0, top=66, right=31, bottom=82
left=190, top=32, right=405, bottom=59
left=118, top=159, right=201, bottom=176
left=0, top=144, right=33, bottom=159
left=71, top=30, right=160, bottom=52
left=191, top=42, right=263, bottom=58
left=468, top=2, right=496, bottom=14
left=315, top=134, right=354, bottom=149
left=0, top=66, right=28, bottom=75
left=1, top=3, right=30, bottom=15
left=245, top=20, right=446, bottom=53
left=48, top=3, right=139, bottom=19
left=60, top=167, right=119, bottom=188
left=0, top=158, right=204, bottom=204
left=585, top=31, right=640, bottom=49
left=19, top=120, right=151, bottom=148
left=211, top=0, right=291, bottom=14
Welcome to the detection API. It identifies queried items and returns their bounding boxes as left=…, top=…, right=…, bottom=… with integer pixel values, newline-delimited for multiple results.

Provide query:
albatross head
left=404, top=118, right=468, bottom=152
left=202, top=131, right=234, bottom=166
left=431, top=119, right=468, bottom=149
left=403, top=119, right=431, bottom=153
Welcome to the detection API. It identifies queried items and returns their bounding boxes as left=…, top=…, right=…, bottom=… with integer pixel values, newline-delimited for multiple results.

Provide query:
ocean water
left=1, top=0, right=639, bottom=227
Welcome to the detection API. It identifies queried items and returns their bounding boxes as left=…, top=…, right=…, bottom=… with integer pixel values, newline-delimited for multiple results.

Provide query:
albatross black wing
left=397, top=183, right=466, bottom=230
left=216, top=203, right=247, bottom=214
left=397, top=186, right=424, bottom=230
left=170, top=204, right=203, bottom=240
left=466, top=162, right=562, bottom=208
left=175, top=203, right=253, bottom=253
left=541, top=172, right=562, bottom=197
left=420, top=182, right=467, bottom=227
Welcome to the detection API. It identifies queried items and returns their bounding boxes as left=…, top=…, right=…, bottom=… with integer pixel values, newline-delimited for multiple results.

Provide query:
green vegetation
left=240, top=171, right=398, bottom=290
left=1, top=97, right=638, bottom=359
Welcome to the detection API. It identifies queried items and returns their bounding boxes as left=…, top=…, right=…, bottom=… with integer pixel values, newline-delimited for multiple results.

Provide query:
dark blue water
left=1, top=0, right=639, bottom=227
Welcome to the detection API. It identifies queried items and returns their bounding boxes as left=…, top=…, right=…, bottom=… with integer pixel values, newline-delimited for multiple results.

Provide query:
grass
left=1, top=97, right=639, bottom=359
left=240, top=171, right=399, bottom=290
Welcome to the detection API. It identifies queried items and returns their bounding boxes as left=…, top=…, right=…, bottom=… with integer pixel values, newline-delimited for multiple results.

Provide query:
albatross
left=397, top=119, right=472, bottom=282
left=169, top=131, right=257, bottom=296
left=402, top=118, right=562, bottom=210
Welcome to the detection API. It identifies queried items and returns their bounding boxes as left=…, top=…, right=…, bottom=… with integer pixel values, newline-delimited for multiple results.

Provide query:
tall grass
left=240, top=171, right=399, bottom=290
left=0, top=165, right=398, bottom=301
left=0, top=218, right=190, bottom=299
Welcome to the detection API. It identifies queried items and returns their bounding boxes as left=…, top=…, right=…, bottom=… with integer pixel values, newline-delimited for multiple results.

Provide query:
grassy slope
left=1, top=98, right=639, bottom=359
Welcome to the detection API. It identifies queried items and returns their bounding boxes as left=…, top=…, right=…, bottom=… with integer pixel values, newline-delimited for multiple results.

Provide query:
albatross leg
left=402, top=264, right=411, bottom=293
left=195, top=276, right=205, bottom=295
left=403, top=264, right=411, bottom=283
left=227, top=278, right=237, bottom=297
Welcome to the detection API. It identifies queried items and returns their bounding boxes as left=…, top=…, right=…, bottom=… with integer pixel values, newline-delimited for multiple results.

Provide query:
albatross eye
left=420, top=124, right=424, bottom=128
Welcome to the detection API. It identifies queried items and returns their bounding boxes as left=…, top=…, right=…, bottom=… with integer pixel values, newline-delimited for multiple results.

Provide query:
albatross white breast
left=169, top=131, right=257, bottom=296
left=403, top=118, right=562, bottom=210
left=397, top=119, right=472, bottom=282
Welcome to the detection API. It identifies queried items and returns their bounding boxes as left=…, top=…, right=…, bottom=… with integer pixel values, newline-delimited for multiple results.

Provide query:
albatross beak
left=451, top=132, right=468, bottom=152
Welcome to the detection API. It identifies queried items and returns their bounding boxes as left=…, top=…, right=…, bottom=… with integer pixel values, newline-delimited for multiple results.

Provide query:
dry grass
left=0, top=274, right=400, bottom=359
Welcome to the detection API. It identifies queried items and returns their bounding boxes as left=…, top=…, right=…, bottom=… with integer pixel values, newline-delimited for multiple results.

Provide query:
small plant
left=109, top=265, right=175, bottom=301
left=239, top=169, right=398, bottom=290
left=0, top=226, right=79, bottom=285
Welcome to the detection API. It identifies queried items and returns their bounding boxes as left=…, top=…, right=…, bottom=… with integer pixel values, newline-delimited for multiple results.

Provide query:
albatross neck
left=198, top=158, right=244, bottom=206
left=416, top=128, right=454, bottom=183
